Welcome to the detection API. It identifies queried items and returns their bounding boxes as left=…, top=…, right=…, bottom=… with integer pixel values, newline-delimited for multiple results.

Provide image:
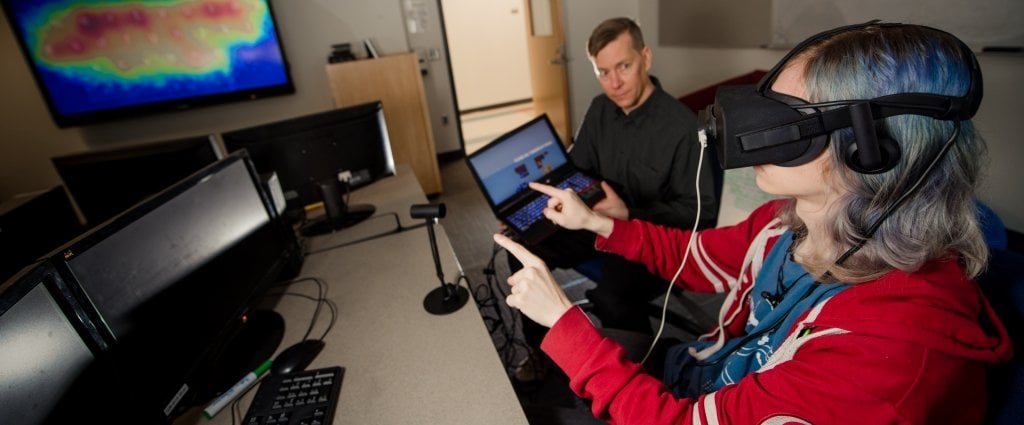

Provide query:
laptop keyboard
left=563, top=172, right=601, bottom=198
left=508, top=196, right=548, bottom=231
left=507, top=172, right=598, bottom=231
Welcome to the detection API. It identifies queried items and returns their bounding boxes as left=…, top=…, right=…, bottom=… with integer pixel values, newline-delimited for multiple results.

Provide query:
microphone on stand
left=410, top=203, right=469, bottom=315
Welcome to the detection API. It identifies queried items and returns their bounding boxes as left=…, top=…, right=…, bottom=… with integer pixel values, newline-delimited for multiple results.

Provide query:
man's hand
left=591, top=181, right=627, bottom=220
left=493, top=233, right=573, bottom=327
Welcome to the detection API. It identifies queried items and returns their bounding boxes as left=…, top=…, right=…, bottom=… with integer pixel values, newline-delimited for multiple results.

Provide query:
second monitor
left=222, top=101, right=396, bottom=234
left=51, top=134, right=222, bottom=227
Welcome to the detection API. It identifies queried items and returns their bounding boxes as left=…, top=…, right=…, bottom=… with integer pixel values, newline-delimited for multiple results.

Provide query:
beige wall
left=970, top=54, right=1024, bottom=232
left=0, top=6, right=85, bottom=200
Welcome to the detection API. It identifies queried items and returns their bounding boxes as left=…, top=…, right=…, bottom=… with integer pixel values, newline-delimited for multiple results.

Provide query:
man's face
left=591, top=32, right=652, bottom=113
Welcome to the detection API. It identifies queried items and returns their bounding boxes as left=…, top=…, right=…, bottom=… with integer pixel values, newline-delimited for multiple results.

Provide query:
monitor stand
left=300, top=178, right=376, bottom=236
left=300, top=203, right=375, bottom=236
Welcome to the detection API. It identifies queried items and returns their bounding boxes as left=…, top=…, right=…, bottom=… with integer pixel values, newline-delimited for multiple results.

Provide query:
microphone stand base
left=423, top=285, right=469, bottom=315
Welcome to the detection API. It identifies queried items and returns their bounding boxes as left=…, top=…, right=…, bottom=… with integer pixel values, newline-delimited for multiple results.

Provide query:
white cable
left=641, top=130, right=707, bottom=365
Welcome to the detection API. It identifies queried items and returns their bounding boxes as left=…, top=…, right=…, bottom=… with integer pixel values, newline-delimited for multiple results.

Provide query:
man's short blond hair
left=587, top=17, right=645, bottom=57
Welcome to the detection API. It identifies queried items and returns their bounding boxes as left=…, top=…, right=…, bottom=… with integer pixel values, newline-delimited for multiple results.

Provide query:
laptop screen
left=467, top=115, right=569, bottom=206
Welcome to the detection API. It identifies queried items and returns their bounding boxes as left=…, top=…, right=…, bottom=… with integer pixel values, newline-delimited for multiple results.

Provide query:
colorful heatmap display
left=2, top=0, right=293, bottom=125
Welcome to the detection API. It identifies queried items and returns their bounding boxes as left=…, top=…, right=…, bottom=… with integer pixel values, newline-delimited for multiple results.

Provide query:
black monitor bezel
left=46, top=151, right=291, bottom=420
left=0, top=259, right=109, bottom=424
left=51, top=134, right=224, bottom=227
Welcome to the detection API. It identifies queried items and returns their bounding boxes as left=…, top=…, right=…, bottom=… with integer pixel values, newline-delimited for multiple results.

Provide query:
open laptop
left=465, top=114, right=604, bottom=245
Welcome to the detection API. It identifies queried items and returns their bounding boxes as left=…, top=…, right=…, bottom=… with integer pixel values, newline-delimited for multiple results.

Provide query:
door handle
left=549, top=47, right=568, bottom=66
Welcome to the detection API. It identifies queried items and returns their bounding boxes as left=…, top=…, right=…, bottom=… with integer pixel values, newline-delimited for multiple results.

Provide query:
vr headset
left=697, top=21, right=983, bottom=174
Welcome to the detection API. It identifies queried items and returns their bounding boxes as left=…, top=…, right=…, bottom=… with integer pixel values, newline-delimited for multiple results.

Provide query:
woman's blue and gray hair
left=781, top=24, right=988, bottom=283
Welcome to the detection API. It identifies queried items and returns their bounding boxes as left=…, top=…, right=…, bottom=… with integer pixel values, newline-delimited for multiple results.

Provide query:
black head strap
left=757, top=20, right=983, bottom=120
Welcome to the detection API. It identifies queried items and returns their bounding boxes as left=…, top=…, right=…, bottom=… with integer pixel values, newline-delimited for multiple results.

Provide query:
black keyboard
left=507, top=172, right=602, bottom=231
left=242, top=366, right=344, bottom=425
left=507, top=195, right=548, bottom=230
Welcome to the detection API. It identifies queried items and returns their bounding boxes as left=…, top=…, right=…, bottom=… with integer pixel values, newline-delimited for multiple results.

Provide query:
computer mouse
left=271, top=339, right=325, bottom=375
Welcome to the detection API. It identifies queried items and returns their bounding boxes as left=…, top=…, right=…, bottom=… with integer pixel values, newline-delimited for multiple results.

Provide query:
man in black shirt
left=510, top=17, right=719, bottom=381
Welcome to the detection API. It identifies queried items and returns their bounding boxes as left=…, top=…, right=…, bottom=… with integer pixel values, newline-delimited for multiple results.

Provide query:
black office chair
left=977, top=248, right=1024, bottom=424
left=975, top=203, right=1023, bottom=424
left=964, top=201, right=1024, bottom=424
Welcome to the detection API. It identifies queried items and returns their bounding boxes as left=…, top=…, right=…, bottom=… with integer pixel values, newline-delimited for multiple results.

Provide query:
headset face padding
left=702, top=85, right=831, bottom=170
left=697, top=20, right=982, bottom=173
left=762, top=91, right=832, bottom=168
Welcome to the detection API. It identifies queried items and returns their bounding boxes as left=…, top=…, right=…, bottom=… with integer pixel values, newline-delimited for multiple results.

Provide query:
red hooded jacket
left=541, top=200, right=1012, bottom=424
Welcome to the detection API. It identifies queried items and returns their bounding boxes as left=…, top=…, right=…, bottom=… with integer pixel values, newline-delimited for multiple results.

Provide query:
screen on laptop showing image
left=468, top=116, right=568, bottom=206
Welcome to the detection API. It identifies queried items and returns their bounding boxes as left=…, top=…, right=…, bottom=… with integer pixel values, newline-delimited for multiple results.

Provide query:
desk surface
left=179, top=166, right=528, bottom=424
left=285, top=228, right=525, bottom=424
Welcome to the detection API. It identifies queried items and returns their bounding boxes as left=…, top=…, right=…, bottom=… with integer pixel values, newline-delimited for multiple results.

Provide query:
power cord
left=223, top=275, right=338, bottom=425
left=641, top=130, right=709, bottom=365
left=303, top=212, right=410, bottom=256
left=266, top=276, right=338, bottom=342
left=473, top=242, right=530, bottom=375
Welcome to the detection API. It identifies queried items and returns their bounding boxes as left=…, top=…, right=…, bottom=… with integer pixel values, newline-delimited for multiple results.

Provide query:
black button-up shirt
left=570, top=76, right=719, bottom=229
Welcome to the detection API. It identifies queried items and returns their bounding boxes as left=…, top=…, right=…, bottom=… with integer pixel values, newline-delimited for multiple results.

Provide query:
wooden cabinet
left=325, top=53, right=442, bottom=195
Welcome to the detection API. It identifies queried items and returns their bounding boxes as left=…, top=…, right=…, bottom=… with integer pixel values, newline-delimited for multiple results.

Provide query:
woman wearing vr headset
left=495, top=22, right=1011, bottom=424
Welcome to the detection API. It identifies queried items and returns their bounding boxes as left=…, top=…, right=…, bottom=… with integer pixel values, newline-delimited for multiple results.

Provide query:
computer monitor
left=49, top=152, right=293, bottom=421
left=0, top=186, right=83, bottom=283
left=0, top=260, right=100, bottom=425
left=51, top=134, right=222, bottom=227
left=221, top=101, right=396, bottom=233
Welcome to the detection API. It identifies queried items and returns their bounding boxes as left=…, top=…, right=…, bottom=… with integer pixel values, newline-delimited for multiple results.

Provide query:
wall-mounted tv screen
left=1, top=0, right=295, bottom=128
